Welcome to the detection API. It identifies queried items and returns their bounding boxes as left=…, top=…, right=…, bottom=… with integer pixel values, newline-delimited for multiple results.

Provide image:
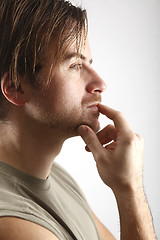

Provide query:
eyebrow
left=64, top=52, right=93, bottom=65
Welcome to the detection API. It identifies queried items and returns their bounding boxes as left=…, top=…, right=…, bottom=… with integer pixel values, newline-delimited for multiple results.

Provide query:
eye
left=71, top=64, right=83, bottom=71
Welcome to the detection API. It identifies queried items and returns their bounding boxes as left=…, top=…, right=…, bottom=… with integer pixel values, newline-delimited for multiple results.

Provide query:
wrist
left=112, top=181, right=145, bottom=203
left=112, top=182, right=157, bottom=240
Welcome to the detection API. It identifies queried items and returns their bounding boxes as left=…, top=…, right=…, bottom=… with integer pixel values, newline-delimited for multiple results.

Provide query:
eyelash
left=71, top=64, right=83, bottom=71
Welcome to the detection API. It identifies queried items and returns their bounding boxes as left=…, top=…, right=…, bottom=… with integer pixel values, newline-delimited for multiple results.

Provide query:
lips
left=85, top=95, right=101, bottom=108
left=87, top=102, right=100, bottom=112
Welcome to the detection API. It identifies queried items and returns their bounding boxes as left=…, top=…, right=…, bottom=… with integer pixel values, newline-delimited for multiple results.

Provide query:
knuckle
left=107, top=123, right=114, bottom=128
left=107, top=124, right=115, bottom=131
left=123, top=131, right=136, bottom=145
left=112, top=110, right=122, bottom=120
left=136, top=134, right=144, bottom=145
left=136, top=133, right=143, bottom=141
left=115, top=110, right=123, bottom=118
left=113, top=110, right=124, bottom=122
left=123, top=132, right=144, bottom=148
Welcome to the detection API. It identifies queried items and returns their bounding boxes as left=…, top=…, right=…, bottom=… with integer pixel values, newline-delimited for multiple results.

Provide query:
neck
left=0, top=119, right=66, bottom=180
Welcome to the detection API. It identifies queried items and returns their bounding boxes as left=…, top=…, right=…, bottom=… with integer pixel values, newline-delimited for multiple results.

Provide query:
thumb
left=78, top=125, right=103, bottom=160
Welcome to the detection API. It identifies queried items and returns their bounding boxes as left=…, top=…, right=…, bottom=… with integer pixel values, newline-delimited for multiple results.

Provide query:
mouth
left=86, top=102, right=100, bottom=112
left=87, top=102, right=100, bottom=117
left=82, top=102, right=101, bottom=132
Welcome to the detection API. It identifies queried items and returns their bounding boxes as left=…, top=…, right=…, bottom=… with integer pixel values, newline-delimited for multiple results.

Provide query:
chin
left=80, top=119, right=100, bottom=133
left=90, top=122, right=100, bottom=133
left=66, top=122, right=100, bottom=141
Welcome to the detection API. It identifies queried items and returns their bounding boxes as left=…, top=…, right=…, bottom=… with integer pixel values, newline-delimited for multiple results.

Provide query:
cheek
left=50, top=76, right=84, bottom=106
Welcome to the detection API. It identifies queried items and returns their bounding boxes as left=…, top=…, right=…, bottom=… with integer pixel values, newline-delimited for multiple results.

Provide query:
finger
left=78, top=125, right=104, bottom=160
left=85, top=124, right=117, bottom=152
left=98, top=104, right=131, bottom=133
left=105, top=141, right=116, bottom=150
left=97, top=124, right=117, bottom=145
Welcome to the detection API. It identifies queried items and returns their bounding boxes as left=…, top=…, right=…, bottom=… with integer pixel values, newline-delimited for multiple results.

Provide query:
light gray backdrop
left=56, top=0, right=160, bottom=238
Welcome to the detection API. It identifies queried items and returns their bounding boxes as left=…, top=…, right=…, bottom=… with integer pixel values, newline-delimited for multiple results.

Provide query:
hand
left=78, top=104, right=144, bottom=193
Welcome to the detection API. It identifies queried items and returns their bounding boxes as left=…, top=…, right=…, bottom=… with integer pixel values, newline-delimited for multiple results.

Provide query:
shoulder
left=0, top=217, right=59, bottom=240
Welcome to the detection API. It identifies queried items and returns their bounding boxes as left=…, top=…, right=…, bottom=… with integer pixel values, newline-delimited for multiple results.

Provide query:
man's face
left=26, top=39, right=106, bottom=138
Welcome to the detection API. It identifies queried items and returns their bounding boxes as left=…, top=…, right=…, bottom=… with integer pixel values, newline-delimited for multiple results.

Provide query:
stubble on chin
left=39, top=102, right=101, bottom=138
left=77, top=111, right=100, bottom=134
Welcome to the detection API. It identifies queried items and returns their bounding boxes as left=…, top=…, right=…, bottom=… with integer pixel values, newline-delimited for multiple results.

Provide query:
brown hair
left=0, top=0, right=88, bottom=118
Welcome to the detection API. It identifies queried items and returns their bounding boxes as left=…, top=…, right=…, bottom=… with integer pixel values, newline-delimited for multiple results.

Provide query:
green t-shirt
left=0, top=161, right=100, bottom=240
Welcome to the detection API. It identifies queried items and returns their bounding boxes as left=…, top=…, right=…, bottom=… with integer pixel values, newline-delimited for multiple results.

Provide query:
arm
left=91, top=210, right=116, bottom=240
left=0, top=216, right=115, bottom=240
left=0, top=217, right=59, bottom=240
left=78, top=104, right=157, bottom=240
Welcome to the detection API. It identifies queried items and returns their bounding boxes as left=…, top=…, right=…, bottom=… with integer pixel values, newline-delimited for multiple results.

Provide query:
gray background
left=56, top=0, right=160, bottom=238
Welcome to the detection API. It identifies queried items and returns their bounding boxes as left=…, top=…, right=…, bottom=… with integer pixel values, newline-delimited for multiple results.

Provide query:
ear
left=1, top=72, right=27, bottom=106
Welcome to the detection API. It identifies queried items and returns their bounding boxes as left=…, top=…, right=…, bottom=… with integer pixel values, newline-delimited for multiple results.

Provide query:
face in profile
left=24, top=38, right=106, bottom=138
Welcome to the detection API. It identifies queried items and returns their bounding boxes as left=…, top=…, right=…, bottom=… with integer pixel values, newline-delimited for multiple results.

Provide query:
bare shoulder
left=0, top=217, right=59, bottom=240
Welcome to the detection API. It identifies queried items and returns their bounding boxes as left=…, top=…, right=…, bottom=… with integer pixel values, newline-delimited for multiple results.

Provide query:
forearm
left=114, top=186, right=157, bottom=240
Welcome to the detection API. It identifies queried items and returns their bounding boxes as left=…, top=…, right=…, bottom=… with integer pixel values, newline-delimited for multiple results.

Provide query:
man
left=0, top=0, right=157, bottom=239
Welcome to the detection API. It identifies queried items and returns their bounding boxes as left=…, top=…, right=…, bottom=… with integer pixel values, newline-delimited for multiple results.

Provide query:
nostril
left=94, top=89, right=102, bottom=93
left=93, top=89, right=103, bottom=94
left=86, top=81, right=106, bottom=94
left=94, top=81, right=106, bottom=93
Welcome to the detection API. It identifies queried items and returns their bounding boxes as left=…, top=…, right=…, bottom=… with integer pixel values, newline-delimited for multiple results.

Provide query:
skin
left=0, top=38, right=156, bottom=239
left=0, top=39, right=106, bottom=179
left=78, top=105, right=157, bottom=239
left=27, top=39, right=105, bottom=136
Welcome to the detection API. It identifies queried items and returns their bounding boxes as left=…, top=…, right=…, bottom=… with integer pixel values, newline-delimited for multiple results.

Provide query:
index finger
left=98, top=104, right=131, bottom=133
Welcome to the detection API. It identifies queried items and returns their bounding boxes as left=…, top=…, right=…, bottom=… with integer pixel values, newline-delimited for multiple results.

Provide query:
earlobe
left=1, top=72, right=27, bottom=106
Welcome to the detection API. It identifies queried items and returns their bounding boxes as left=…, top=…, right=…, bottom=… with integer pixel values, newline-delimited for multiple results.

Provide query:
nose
left=86, top=68, right=106, bottom=94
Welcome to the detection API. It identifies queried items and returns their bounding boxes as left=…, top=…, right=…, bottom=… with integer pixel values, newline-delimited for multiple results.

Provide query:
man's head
left=0, top=0, right=88, bottom=119
left=0, top=0, right=106, bottom=138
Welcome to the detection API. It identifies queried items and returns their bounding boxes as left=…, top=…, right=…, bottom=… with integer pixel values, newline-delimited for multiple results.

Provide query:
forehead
left=68, top=38, right=91, bottom=57
left=63, top=38, right=92, bottom=63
